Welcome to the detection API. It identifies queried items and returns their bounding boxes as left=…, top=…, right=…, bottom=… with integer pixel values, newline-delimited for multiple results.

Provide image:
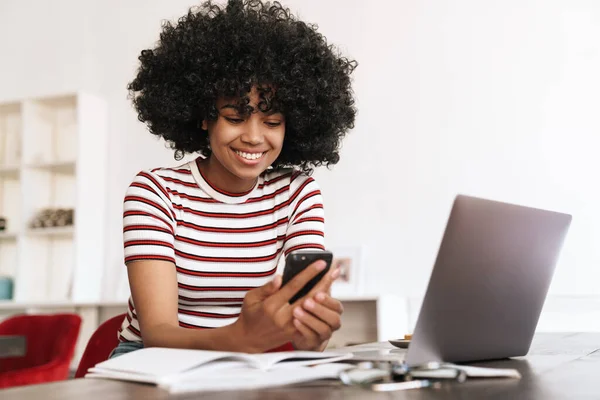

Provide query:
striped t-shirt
left=118, top=157, right=325, bottom=342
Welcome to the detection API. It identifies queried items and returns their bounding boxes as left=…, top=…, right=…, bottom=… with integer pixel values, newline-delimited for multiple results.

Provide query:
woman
left=112, top=0, right=357, bottom=357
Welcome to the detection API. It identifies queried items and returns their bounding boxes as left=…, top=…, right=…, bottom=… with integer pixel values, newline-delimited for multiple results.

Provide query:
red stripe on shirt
left=177, top=217, right=288, bottom=233
left=123, top=211, right=174, bottom=233
left=293, top=204, right=324, bottom=221
left=162, top=175, right=199, bottom=188
left=125, top=254, right=175, bottom=264
left=178, top=309, right=240, bottom=318
left=178, top=283, right=255, bottom=292
left=245, top=185, right=289, bottom=204
left=285, top=230, right=324, bottom=242
left=263, top=172, right=293, bottom=187
left=294, top=216, right=325, bottom=225
left=124, top=239, right=174, bottom=249
left=291, top=191, right=321, bottom=216
left=137, top=171, right=171, bottom=200
left=176, top=234, right=285, bottom=248
left=172, top=199, right=290, bottom=219
left=124, top=224, right=173, bottom=235
left=176, top=265, right=278, bottom=278
left=289, top=179, right=313, bottom=204
left=124, top=195, right=174, bottom=221
left=285, top=243, right=325, bottom=255
left=175, top=248, right=280, bottom=263
left=179, top=321, right=210, bottom=329
left=170, top=168, right=192, bottom=175
left=178, top=295, right=245, bottom=303
left=167, top=189, right=220, bottom=203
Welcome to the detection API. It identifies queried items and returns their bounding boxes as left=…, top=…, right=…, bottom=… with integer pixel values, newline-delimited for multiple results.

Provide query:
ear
left=201, top=120, right=208, bottom=131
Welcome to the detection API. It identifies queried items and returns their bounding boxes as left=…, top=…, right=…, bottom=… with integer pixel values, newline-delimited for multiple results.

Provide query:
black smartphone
left=281, top=250, right=333, bottom=303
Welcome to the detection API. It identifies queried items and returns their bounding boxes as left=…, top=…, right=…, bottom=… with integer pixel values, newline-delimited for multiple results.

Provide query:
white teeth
left=235, top=150, right=264, bottom=160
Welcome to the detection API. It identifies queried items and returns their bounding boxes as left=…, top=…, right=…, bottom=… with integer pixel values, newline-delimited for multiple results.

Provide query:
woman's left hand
left=291, top=290, right=344, bottom=351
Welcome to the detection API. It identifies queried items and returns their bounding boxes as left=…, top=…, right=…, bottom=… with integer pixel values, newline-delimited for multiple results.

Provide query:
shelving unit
left=0, top=92, right=107, bottom=304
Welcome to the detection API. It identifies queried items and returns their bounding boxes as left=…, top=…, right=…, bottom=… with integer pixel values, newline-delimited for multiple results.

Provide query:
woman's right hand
left=231, top=260, right=329, bottom=353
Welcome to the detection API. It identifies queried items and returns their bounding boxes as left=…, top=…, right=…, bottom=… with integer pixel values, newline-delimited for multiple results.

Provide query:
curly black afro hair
left=128, top=0, right=357, bottom=173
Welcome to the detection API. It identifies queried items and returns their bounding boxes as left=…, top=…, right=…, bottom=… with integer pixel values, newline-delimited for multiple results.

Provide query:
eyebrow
left=219, top=104, right=238, bottom=110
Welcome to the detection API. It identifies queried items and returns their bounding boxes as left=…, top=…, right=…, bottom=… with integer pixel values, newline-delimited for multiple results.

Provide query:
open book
left=85, top=347, right=353, bottom=392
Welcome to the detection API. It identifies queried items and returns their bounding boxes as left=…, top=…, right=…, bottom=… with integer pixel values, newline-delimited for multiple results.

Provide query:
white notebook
left=85, top=347, right=352, bottom=390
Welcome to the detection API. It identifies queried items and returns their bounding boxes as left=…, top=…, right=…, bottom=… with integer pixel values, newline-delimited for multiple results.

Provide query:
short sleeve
left=123, top=170, right=176, bottom=264
left=283, top=171, right=326, bottom=255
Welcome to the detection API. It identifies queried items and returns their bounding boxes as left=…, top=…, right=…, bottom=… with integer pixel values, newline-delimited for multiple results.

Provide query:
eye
left=225, top=117, right=244, bottom=124
left=265, top=121, right=282, bottom=127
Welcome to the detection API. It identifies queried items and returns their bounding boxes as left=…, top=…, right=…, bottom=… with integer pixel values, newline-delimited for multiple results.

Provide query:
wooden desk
left=3, top=333, right=599, bottom=399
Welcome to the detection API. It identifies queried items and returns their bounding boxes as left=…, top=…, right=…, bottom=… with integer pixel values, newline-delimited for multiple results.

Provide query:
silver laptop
left=351, top=195, right=572, bottom=366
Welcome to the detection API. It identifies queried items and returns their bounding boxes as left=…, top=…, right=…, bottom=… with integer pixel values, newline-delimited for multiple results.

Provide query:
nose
left=240, top=117, right=264, bottom=145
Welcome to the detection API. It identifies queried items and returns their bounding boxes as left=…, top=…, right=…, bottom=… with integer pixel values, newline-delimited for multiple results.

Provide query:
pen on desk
left=370, top=379, right=439, bottom=392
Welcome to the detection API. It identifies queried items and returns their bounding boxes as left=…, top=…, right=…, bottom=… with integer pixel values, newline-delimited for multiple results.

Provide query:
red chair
left=0, top=313, right=81, bottom=388
left=74, top=313, right=125, bottom=378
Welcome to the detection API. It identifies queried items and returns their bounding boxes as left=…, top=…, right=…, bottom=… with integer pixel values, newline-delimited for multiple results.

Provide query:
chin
left=231, top=165, right=267, bottom=180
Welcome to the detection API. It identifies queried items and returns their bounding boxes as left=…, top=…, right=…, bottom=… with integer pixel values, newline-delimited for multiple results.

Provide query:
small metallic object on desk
left=403, top=361, right=468, bottom=383
left=338, top=359, right=470, bottom=392
left=371, top=379, right=440, bottom=392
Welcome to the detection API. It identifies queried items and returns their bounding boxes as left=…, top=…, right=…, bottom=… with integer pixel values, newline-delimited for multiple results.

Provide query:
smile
left=233, top=149, right=266, bottom=161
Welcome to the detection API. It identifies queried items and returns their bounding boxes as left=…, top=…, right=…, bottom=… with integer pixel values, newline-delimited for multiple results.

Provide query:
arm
left=123, top=171, right=246, bottom=350
left=126, top=259, right=246, bottom=351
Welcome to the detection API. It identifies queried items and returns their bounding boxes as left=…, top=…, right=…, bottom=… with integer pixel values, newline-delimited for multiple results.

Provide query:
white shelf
left=25, top=160, right=76, bottom=174
left=0, top=231, right=18, bottom=240
left=26, top=226, right=74, bottom=237
left=0, top=165, right=19, bottom=178
left=0, top=92, right=108, bottom=303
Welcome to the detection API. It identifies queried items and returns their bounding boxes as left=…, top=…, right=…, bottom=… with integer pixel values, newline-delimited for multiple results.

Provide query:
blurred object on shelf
left=0, top=217, right=6, bottom=231
left=29, top=208, right=74, bottom=229
left=0, top=276, right=14, bottom=300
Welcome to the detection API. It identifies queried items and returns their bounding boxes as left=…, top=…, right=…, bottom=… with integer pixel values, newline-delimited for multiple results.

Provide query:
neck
left=199, top=156, right=257, bottom=194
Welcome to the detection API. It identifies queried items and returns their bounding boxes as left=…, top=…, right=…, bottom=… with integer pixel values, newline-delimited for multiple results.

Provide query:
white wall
left=1, top=0, right=599, bottom=304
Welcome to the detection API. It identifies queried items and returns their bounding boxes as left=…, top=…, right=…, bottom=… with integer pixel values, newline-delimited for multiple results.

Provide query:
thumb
left=254, top=274, right=282, bottom=299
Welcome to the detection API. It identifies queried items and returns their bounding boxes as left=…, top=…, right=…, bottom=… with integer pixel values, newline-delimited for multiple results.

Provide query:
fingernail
left=294, top=307, right=304, bottom=317
left=332, top=267, right=341, bottom=279
left=315, top=260, right=327, bottom=271
left=304, top=299, right=315, bottom=309
left=315, top=292, right=326, bottom=302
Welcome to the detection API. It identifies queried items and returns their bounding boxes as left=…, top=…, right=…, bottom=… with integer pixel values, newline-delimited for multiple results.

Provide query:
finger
left=302, top=298, right=342, bottom=331
left=249, top=274, right=282, bottom=302
left=293, top=318, right=320, bottom=344
left=271, top=260, right=327, bottom=304
left=294, top=265, right=340, bottom=306
left=314, top=292, right=344, bottom=314
left=292, top=305, right=332, bottom=341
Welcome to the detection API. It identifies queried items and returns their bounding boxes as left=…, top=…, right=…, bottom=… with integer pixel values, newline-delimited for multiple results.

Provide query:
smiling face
left=200, top=86, right=286, bottom=193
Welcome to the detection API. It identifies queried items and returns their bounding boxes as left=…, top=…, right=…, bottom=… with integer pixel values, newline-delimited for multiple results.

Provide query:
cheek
left=270, top=129, right=286, bottom=150
left=208, top=123, right=237, bottom=147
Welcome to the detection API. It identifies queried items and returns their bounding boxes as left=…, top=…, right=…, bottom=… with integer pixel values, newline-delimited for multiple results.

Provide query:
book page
left=250, top=351, right=353, bottom=370
left=92, top=348, right=248, bottom=378
left=163, top=363, right=354, bottom=394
